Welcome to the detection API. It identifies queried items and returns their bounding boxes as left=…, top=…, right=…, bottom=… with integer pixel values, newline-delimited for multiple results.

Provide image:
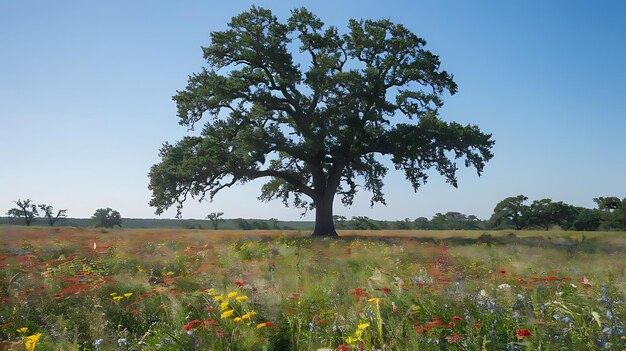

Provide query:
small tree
left=528, top=199, right=556, bottom=230
left=268, top=217, right=280, bottom=229
left=38, top=204, right=67, bottom=226
left=413, top=217, right=430, bottom=230
left=350, top=216, right=379, bottom=230
left=7, top=199, right=38, bottom=226
left=490, top=195, right=529, bottom=230
left=91, top=208, right=122, bottom=228
left=572, top=208, right=601, bottom=231
left=206, top=212, right=225, bottom=230
left=594, top=196, right=626, bottom=230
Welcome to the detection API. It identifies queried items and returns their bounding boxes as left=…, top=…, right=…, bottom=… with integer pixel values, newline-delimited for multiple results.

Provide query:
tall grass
left=0, top=226, right=624, bottom=350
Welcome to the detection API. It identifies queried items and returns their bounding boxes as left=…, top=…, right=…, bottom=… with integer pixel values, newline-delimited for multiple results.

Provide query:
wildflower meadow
left=0, top=227, right=624, bottom=350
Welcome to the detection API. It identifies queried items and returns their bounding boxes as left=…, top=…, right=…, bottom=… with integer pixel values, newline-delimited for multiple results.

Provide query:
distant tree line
left=3, top=195, right=624, bottom=231
left=489, top=195, right=626, bottom=231
left=328, top=213, right=487, bottom=231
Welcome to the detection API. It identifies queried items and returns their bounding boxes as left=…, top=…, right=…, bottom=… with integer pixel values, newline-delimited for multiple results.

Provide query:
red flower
left=472, top=323, right=481, bottom=328
left=235, top=281, right=245, bottom=287
left=515, top=329, right=532, bottom=339
left=416, top=327, right=428, bottom=334
left=183, top=319, right=204, bottom=331
left=448, top=322, right=456, bottom=327
left=382, top=287, right=391, bottom=293
left=350, top=288, right=370, bottom=302
left=452, top=315, right=462, bottom=321
left=337, top=345, right=349, bottom=351
left=265, top=321, right=274, bottom=327
left=131, top=309, right=139, bottom=315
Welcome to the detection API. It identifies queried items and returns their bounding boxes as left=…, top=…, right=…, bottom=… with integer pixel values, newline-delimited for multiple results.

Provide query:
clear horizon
left=1, top=1, right=625, bottom=221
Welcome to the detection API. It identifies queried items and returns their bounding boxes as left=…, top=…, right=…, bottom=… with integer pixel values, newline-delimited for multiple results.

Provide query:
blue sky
left=1, top=1, right=624, bottom=221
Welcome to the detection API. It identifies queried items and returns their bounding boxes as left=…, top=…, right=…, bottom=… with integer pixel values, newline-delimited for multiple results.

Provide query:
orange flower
left=256, top=321, right=273, bottom=329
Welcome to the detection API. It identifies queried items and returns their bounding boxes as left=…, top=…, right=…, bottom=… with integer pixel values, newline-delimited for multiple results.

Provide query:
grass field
left=0, top=226, right=624, bottom=350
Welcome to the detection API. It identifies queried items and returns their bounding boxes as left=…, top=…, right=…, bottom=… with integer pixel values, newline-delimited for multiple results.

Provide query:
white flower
left=498, top=284, right=511, bottom=289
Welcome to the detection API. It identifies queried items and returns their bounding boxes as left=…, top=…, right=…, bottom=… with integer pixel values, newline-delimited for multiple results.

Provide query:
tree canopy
left=489, top=195, right=529, bottom=230
left=91, top=208, right=122, bottom=228
left=6, top=199, right=38, bottom=226
left=148, top=6, right=495, bottom=236
left=38, top=204, right=67, bottom=227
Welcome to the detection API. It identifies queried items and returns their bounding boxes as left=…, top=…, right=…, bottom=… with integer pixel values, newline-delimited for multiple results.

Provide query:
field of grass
left=0, top=226, right=624, bottom=350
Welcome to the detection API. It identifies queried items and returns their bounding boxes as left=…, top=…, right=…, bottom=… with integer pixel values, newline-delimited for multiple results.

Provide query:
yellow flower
left=256, top=322, right=267, bottom=329
left=235, top=295, right=248, bottom=302
left=367, top=298, right=381, bottom=305
left=221, top=309, right=235, bottom=319
left=242, top=311, right=257, bottom=320
left=166, top=271, right=175, bottom=276
left=411, top=305, right=420, bottom=312
left=110, top=292, right=117, bottom=297
left=124, top=293, right=133, bottom=298
left=220, top=301, right=229, bottom=310
left=24, top=333, right=42, bottom=351
left=207, top=288, right=218, bottom=296
left=227, top=291, right=238, bottom=299
left=17, top=327, right=28, bottom=334
left=346, top=336, right=359, bottom=344
left=358, top=322, right=370, bottom=330
left=233, top=317, right=243, bottom=323
left=214, top=294, right=224, bottom=301
left=113, top=296, right=123, bottom=301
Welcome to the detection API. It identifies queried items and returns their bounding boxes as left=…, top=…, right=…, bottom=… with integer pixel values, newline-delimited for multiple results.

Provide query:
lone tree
left=149, top=7, right=495, bottom=236
left=91, top=208, right=122, bottom=228
left=206, top=211, right=225, bottom=230
left=7, top=199, right=38, bottom=226
left=38, top=204, right=67, bottom=227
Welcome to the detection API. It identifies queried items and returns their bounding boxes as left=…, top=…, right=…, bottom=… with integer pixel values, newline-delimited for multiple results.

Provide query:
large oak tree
left=149, top=7, right=495, bottom=236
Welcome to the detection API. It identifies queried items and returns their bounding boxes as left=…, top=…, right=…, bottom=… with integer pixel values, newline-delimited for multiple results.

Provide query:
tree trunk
left=311, top=193, right=337, bottom=237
